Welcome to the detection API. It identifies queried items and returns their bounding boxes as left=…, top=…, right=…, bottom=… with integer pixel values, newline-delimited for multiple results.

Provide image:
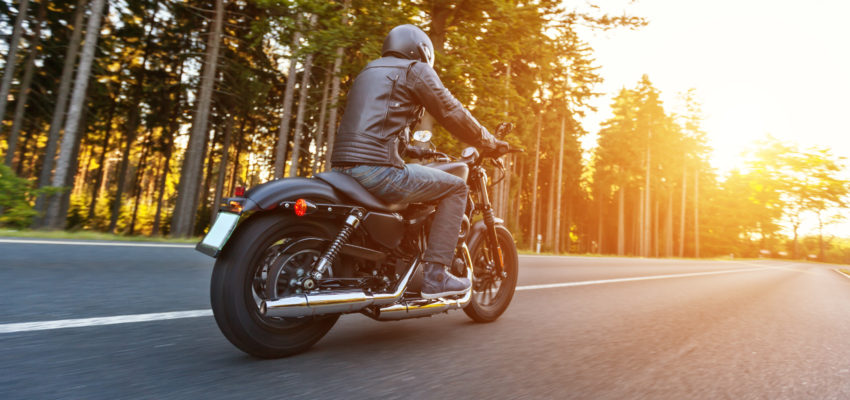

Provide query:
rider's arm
left=409, top=62, right=496, bottom=149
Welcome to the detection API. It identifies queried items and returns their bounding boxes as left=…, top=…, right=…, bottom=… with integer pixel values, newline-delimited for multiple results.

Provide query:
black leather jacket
left=331, top=56, right=494, bottom=168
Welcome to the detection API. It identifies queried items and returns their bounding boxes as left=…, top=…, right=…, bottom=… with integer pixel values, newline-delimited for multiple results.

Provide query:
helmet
left=381, top=24, right=434, bottom=67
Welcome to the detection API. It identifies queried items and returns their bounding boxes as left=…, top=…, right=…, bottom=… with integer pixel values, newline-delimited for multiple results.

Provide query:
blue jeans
left=335, top=164, right=468, bottom=266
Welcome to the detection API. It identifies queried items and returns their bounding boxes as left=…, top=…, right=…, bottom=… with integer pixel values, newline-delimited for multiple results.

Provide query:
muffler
left=261, top=259, right=418, bottom=318
left=369, top=244, right=474, bottom=321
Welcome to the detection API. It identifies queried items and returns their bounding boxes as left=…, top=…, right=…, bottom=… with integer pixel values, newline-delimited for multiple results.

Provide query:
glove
left=478, top=128, right=498, bottom=150
left=405, top=145, right=436, bottom=159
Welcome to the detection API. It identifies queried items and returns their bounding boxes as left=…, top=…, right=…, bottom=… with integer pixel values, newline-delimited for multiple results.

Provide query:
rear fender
left=242, top=177, right=341, bottom=213
left=206, top=178, right=342, bottom=258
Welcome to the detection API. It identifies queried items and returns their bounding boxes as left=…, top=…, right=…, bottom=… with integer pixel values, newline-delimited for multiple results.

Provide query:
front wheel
left=463, top=224, right=518, bottom=322
left=210, top=212, right=339, bottom=358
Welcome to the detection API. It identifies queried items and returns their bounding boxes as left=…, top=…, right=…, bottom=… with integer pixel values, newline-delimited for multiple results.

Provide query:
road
left=2, top=238, right=850, bottom=399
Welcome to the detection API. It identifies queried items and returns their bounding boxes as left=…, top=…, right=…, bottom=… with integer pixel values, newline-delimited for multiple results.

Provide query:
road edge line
left=834, top=269, right=850, bottom=281
left=0, top=267, right=769, bottom=335
left=515, top=267, right=768, bottom=292
left=0, top=238, right=195, bottom=248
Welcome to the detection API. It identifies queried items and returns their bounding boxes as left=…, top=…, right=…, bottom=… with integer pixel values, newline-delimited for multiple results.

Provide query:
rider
left=331, top=24, right=505, bottom=299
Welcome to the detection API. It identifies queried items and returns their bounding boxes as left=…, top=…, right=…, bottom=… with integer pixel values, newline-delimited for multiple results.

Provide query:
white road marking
left=0, top=267, right=769, bottom=334
left=0, top=238, right=194, bottom=248
left=835, top=269, right=850, bottom=281
left=515, top=267, right=768, bottom=291
left=0, top=310, right=213, bottom=334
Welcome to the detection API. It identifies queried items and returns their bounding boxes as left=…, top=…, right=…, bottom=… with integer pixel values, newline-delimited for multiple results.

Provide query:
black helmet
left=381, top=24, right=434, bottom=67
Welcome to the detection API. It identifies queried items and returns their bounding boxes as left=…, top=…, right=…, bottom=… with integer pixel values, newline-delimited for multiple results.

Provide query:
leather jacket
left=331, top=56, right=494, bottom=168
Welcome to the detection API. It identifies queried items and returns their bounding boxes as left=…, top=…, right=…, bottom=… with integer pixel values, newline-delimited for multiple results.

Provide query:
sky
left=574, top=0, right=850, bottom=238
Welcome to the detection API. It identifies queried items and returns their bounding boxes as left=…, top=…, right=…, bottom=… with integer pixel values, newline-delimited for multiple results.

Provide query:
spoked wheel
left=463, top=225, right=518, bottom=322
left=210, top=213, right=339, bottom=358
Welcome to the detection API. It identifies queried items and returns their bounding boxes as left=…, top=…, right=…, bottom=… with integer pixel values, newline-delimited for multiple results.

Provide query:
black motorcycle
left=196, top=123, right=521, bottom=358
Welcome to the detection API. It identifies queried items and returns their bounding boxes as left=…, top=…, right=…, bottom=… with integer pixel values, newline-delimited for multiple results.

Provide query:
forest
left=1, top=0, right=848, bottom=263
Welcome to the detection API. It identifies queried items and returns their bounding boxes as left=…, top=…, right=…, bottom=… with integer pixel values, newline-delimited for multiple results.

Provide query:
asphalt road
left=2, top=238, right=850, bottom=399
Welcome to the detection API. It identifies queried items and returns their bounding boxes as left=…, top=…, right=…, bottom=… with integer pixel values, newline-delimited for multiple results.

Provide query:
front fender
left=468, top=217, right=505, bottom=246
left=242, top=177, right=341, bottom=213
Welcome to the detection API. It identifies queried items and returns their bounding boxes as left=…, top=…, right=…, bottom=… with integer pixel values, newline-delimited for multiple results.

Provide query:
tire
left=210, top=212, right=340, bottom=358
left=463, top=224, right=518, bottom=322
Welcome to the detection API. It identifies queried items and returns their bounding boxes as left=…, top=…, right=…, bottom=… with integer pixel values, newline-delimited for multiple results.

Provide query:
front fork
left=475, top=169, right=505, bottom=277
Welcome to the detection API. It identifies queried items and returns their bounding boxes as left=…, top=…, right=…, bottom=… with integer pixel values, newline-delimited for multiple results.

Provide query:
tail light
left=294, top=198, right=308, bottom=217
left=233, top=186, right=245, bottom=197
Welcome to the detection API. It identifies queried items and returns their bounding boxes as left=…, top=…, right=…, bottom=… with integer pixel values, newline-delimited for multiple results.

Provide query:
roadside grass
left=0, top=229, right=198, bottom=244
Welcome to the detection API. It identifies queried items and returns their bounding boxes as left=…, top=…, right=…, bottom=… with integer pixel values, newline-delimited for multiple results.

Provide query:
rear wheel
left=210, top=212, right=339, bottom=358
left=463, top=225, right=518, bottom=322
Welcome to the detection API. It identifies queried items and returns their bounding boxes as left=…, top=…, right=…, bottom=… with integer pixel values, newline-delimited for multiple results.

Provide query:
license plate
left=196, top=212, right=240, bottom=257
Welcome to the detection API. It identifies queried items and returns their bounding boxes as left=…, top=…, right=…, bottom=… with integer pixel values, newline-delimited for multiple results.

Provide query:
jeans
left=335, top=164, right=468, bottom=266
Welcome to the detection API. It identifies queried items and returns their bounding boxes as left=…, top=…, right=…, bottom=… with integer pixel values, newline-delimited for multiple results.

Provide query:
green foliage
left=18, top=0, right=848, bottom=264
left=0, top=165, right=39, bottom=228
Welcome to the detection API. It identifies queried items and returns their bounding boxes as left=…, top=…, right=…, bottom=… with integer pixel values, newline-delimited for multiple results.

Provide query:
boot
left=421, top=261, right=471, bottom=299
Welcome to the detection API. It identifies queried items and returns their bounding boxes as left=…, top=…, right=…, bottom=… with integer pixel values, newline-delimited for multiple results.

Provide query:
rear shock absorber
left=309, top=208, right=365, bottom=282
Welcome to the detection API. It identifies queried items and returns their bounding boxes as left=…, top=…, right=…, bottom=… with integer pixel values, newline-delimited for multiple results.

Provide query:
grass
left=0, top=229, right=199, bottom=244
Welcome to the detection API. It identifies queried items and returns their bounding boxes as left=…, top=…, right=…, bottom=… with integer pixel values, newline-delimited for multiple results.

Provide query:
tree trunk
left=14, top=117, right=36, bottom=174
left=87, top=89, right=117, bottom=222
left=128, top=133, right=153, bottom=235
left=694, top=167, right=700, bottom=258
left=35, top=0, right=85, bottom=193
left=108, top=11, right=157, bottom=233
left=654, top=198, right=659, bottom=257
left=171, top=0, right=224, bottom=237
left=323, top=0, right=351, bottom=171
left=597, top=195, right=603, bottom=254
left=529, top=111, right=541, bottom=250
left=55, top=99, right=89, bottom=229
left=679, top=167, right=687, bottom=257
left=554, top=114, right=565, bottom=254
left=151, top=145, right=172, bottom=236
left=3, top=1, right=44, bottom=166
left=514, top=159, right=524, bottom=240
left=665, top=188, right=673, bottom=257
left=546, top=161, right=555, bottom=249
left=45, top=0, right=106, bottom=229
left=0, top=0, right=30, bottom=126
left=289, top=44, right=315, bottom=177
left=274, top=13, right=304, bottom=178
left=228, top=117, right=249, bottom=196
left=312, top=68, right=331, bottom=176
left=211, top=116, right=234, bottom=226
left=638, top=187, right=644, bottom=257
left=152, top=54, right=185, bottom=236
left=644, top=136, right=651, bottom=257
left=617, top=187, right=625, bottom=255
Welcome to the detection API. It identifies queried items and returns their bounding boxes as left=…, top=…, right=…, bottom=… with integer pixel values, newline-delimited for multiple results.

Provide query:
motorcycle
left=196, top=123, right=522, bottom=358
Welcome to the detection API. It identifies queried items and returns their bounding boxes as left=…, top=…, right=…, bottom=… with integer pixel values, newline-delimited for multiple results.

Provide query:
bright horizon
left=575, top=0, right=850, bottom=240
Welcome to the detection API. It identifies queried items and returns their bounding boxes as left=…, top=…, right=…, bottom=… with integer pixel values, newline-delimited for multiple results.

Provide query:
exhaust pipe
left=370, top=244, right=474, bottom=321
left=261, top=259, right=418, bottom=318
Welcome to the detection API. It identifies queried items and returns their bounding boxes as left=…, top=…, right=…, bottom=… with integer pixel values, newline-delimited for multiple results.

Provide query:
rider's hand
left=478, top=127, right=497, bottom=149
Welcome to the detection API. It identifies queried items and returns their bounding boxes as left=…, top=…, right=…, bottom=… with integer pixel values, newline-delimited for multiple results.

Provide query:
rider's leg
left=336, top=164, right=470, bottom=297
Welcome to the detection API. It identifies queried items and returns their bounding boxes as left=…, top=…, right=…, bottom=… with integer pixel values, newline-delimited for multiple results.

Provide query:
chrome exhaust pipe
left=371, top=244, right=474, bottom=321
left=261, top=259, right=418, bottom=318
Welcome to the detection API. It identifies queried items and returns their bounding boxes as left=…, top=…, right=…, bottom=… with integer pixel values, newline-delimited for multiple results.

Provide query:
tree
left=0, top=0, right=30, bottom=128
left=44, top=0, right=107, bottom=229
left=170, top=0, right=224, bottom=237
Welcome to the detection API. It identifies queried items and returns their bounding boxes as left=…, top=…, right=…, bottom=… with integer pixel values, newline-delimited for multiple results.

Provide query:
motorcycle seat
left=315, top=171, right=408, bottom=213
